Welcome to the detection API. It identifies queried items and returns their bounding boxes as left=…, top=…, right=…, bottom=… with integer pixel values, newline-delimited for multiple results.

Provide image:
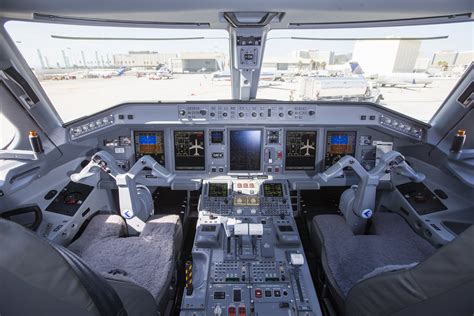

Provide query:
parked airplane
left=84, top=66, right=127, bottom=78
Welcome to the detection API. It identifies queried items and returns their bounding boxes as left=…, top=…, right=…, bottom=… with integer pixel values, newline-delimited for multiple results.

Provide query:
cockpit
left=0, top=2, right=473, bottom=316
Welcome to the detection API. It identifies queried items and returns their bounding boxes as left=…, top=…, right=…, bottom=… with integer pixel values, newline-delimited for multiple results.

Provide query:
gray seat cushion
left=312, top=213, right=435, bottom=298
left=69, top=214, right=182, bottom=302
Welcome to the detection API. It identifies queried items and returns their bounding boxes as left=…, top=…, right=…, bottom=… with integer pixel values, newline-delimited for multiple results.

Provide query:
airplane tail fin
left=349, top=61, right=364, bottom=75
left=117, top=66, right=126, bottom=76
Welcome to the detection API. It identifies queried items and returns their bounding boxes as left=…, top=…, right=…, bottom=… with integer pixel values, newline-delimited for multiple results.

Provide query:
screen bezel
left=133, top=130, right=166, bottom=166
left=284, top=130, right=317, bottom=171
left=173, top=130, right=206, bottom=171
left=228, top=128, right=264, bottom=173
left=324, top=130, right=357, bottom=169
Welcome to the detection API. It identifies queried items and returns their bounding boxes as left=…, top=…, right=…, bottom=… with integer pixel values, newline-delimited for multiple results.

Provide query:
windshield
left=258, top=22, right=473, bottom=122
left=5, top=21, right=231, bottom=123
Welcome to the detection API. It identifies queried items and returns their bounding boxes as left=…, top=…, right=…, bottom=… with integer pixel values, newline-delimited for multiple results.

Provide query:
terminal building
left=352, top=39, right=421, bottom=74
left=170, top=52, right=227, bottom=73
left=113, top=51, right=177, bottom=67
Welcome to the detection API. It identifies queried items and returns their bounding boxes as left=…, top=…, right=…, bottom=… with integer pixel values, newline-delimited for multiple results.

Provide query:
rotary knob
left=179, top=110, right=186, bottom=116
left=199, top=109, right=207, bottom=116
left=309, top=110, right=315, bottom=116
left=239, top=112, right=245, bottom=118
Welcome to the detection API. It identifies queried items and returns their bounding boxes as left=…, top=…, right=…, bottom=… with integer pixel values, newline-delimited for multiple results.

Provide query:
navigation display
left=134, top=131, right=165, bottom=166
left=229, top=130, right=262, bottom=171
left=325, top=131, right=356, bottom=169
left=208, top=183, right=228, bottom=197
left=263, top=183, right=284, bottom=197
left=174, top=131, right=205, bottom=170
left=285, top=131, right=317, bottom=170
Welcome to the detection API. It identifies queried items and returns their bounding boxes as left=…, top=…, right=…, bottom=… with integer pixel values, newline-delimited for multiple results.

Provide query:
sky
left=4, top=20, right=474, bottom=68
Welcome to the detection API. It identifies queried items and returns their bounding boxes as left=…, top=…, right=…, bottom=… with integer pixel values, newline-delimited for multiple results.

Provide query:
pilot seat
left=0, top=212, right=182, bottom=316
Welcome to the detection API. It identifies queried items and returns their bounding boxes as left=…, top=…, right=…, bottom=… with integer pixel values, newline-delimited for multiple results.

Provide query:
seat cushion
left=312, top=214, right=435, bottom=298
left=69, top=214, right=182, bottom=301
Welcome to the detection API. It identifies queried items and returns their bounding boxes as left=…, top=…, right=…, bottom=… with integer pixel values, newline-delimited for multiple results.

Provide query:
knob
left=279, top=113, right=284, bottom=117
left=287, top=110, right=293, bottom=116
left=251, top=112, right=257, bottom=117
left=210, top=112, right=215, bottom=117
left=222, top=112, right=228, bottom=117
left=179, top=110, right=186, bottom=116
left=309, top=110, right=315, bottom=116
left=239, top=112, right=245, bottom=118
left=213, top=305, right=222, bottom=316
left=200, top=109, right=207, bottom=116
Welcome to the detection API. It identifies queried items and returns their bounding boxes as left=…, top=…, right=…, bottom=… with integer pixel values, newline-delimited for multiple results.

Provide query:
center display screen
left=229, top=130, right=262, bottom=171
left=285, top=131, right=317, bottom=170
left=174, top=131, right=205, bottom=170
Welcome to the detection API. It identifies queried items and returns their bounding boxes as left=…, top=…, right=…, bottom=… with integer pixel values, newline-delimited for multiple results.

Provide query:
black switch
left=127, top=114, right=134, bottom=119
left=361, top=115, right=367, bottom=120
left=265, top=290, right=272, bottom=297
left=369, top=115, right=376, bottom=120
left=233, top=289, right=241, bottom=302
left=118, top=114, right=124, bottom=119
left=214, top=291, right=225, bottom=300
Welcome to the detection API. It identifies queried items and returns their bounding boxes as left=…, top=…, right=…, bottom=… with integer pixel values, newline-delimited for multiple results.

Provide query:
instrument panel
left=105, top=126, right=402, bottom=178
left=72, top=102, right=426, bottom=183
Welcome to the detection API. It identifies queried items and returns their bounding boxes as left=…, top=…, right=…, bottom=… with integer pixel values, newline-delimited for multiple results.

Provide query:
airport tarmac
left=38, top=74, right=460, bottom=123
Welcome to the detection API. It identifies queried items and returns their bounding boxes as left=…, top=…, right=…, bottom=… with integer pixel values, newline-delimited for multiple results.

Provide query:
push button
left=255, top=289, right=262, bottom=298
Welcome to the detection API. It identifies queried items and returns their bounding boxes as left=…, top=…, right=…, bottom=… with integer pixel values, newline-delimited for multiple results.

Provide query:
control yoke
left=316, top=151, right=425, bottom=233
left=71, top=150, right=175, bottom=232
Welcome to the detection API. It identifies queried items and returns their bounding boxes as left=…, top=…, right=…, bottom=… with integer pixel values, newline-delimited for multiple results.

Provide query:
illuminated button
left=238, top=306, right=246, bottom=316
left=228, top=307, right=236, bottom=316
left=251, top=209, right=257, bottom=214
left=237, top=183, right=242, bottom=188
left=249, top=183, right=255, bottom=188
left=255, top=289, right=263, bottom=298
left=243, top=183, right=248, bottom=188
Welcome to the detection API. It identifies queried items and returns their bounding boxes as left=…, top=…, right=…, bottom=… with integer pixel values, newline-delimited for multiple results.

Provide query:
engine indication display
left=285, top=131, right=317, bottom=170
left=325, top=131, right=356, bottom=169
left=208, top=183, right=228, bottom=197
left=263, top=183, right=284, bottom=197
left=174, top=131, right=205, bottom=170
left=229, top=130, right=262, bottom=171
left=134, top=131, right=165, bottom=166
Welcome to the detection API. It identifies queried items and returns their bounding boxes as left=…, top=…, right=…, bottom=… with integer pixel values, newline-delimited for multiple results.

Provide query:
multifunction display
left=134, top=131, right=165, bottom=166
left=285, top=131, right=317, bottom=170
left=325, top=131, right=356, bottom=169
left=229, top=130, right=262, bottom=171
left=208, top=183, right=228, bottom=197
left=174, top=131, right=205, bottom=170
left=263, top=183, right=284, bottom=197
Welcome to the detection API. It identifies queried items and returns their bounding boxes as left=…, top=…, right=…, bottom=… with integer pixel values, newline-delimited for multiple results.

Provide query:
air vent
left=457, top=81, right=473, bottom=108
